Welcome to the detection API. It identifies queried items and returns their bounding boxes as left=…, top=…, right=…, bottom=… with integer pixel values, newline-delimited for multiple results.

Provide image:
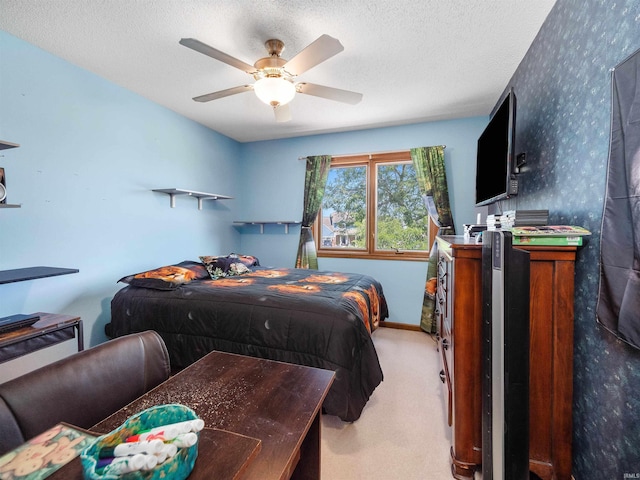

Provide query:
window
left=314, top=151, right=431, bottom=261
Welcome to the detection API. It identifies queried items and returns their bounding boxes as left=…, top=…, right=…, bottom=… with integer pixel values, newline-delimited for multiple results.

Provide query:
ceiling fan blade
left=283, top=34, right=344, bottom=76
left=180, top=38, right=257, bottom=74
left=274, top=104, right=292, bottom=123
left=193, top=85, right=253, bottom=103
left=296, top=82, right=363, bottom=105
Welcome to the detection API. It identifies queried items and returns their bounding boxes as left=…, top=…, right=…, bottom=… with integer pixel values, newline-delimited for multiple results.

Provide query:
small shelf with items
left=0, top=312, right=83, bottom=363
left=0, top=140, right=20, bottom=208
left=233, top=221, right=301, bottom=234
left=152, top=188, right=233, bottom=210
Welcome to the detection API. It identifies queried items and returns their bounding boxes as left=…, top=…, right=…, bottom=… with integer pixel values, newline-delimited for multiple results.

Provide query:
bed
left=105, top=256, right=388, bottom=422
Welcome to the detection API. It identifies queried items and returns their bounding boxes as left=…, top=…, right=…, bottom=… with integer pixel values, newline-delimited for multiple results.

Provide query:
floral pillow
left=199, top=253, right=259, bottom=280
left=118, top=261, right=209, bottom=290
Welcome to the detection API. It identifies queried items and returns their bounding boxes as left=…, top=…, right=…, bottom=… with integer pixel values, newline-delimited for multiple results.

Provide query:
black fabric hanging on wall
left=597, top=47, right=640, bottom=350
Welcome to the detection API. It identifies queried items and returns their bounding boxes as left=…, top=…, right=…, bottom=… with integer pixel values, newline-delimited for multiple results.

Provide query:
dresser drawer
left=436, top=249, right=453, bottom=428
left=439, top=339, right=452, bottom=426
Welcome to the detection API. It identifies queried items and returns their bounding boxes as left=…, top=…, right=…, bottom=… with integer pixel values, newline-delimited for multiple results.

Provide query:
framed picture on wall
left=0, top=167, right=6, bottom=204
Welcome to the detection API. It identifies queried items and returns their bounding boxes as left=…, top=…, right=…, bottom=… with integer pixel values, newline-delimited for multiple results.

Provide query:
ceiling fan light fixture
left=254, top=76, right=296, bottom=107
left=181, top=34, right=362, bottom=122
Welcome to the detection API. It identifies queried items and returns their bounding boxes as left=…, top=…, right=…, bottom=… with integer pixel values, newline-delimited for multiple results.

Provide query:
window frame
left=314, top=151, right=431, bottom=262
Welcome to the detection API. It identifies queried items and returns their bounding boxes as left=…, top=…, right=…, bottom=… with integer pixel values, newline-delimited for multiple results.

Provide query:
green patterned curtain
left=411, top=146, right=455, bottom=333
left=295, top=155, right=332, bottom=269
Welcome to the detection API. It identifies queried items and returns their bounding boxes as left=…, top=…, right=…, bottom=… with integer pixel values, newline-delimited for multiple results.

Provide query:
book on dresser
left=511, top=225, right=591, bottom=246
left=513, top=236, right=583, bottom=246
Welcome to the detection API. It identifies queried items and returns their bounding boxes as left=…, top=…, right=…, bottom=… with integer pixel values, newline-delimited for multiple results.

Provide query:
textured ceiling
left=0, top=0, right=556, bottom=143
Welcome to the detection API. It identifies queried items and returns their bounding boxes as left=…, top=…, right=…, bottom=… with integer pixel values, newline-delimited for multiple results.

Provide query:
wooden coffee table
left=49, top=350, right=335, bottom=480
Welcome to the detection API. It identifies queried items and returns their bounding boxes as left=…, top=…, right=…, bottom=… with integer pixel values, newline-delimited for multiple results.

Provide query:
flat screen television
left=475, top=88, right=518, bottom=207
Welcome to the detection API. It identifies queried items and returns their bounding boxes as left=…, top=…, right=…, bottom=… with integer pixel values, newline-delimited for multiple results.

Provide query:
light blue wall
left=0, top=30, right=241, bottom=377
left=237, top=118, right=487, bottom=324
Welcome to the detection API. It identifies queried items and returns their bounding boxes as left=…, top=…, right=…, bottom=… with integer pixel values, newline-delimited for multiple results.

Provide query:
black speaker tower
left=482, top=231, right=530, bottom=480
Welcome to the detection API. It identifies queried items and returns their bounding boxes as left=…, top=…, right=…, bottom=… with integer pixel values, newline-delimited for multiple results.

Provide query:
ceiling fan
left=179, top=34, right=363, bottom=122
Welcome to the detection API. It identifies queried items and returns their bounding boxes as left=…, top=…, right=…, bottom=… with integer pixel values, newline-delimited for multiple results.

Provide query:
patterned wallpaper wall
left=492, top=1, right=640, bottom=478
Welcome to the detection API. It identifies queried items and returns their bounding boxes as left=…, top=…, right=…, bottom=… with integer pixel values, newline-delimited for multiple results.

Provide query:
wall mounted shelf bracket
left=233, top=221, right=301, bottom=234
left=152, top=188, right=232, bottom=210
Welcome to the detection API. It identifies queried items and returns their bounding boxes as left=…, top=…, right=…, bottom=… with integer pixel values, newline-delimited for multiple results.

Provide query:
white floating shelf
left=234, top=221, right=302, bottom=234
left=152, top=188, right=233, bottom=210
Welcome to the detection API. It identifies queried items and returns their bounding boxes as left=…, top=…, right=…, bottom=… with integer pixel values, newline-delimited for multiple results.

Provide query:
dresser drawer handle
left=439, top=370, right=446, bottom=383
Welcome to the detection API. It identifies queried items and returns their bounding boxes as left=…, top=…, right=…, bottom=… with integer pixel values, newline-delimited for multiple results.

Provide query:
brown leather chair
left=0, top=330, right=170, bottom=455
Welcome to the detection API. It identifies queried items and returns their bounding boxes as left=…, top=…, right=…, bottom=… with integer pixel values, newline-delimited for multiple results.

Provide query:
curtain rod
left=297, top=145, right=446, bottom=160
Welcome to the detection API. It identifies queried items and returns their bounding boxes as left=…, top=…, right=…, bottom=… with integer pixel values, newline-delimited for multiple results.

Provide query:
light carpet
left=321, top=327, right=453, bottom=479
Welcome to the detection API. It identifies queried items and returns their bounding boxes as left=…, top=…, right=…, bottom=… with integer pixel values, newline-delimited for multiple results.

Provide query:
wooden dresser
left=435, top=235, right=576, bottom=480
